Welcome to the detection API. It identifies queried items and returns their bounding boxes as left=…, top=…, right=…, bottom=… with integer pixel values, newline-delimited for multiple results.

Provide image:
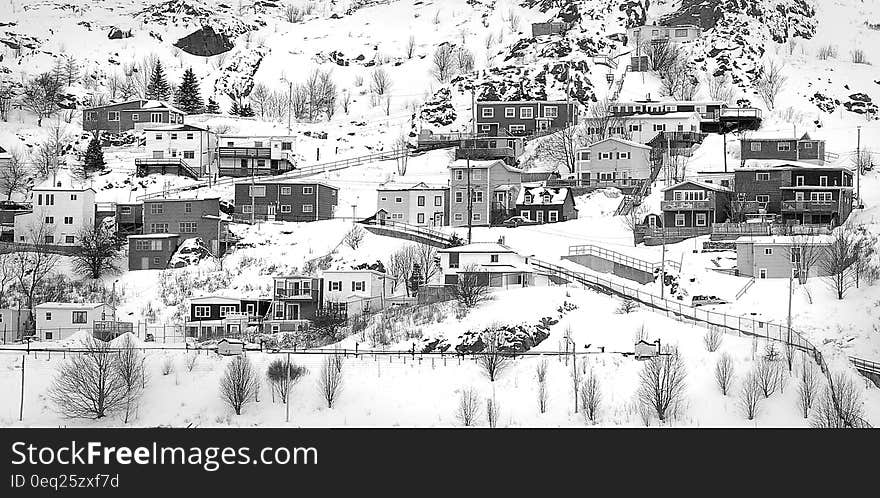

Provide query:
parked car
left=502, top=215, right=539, bottom=228
left=144, top=333, right=155, bottom=342
left=691, top=295, right=728, bottom=307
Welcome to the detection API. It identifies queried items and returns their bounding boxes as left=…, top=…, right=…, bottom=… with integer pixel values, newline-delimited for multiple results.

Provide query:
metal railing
left=661, top=198, right=714, bottom=211
left=568, top=244, right=681, bottom=274
left=735, top=277, right=756, bottom=300
left=781, top=200, right=836, bottom=212
left=360, top=219, right=455, bottom=247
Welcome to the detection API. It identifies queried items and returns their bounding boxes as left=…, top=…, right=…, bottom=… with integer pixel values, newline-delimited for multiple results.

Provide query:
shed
left=217, top=338, right=244, bottom=356
left=634, top=339, right=660, bottom=360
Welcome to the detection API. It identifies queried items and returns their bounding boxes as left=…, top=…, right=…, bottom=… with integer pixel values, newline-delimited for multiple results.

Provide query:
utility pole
left=856, top=125, right=862, bottom=207
left=468, top=86, right=475, bottom=244
left=786, top=272, right=793, bottom=346
left=250, top=156, right=256, bottom=224
left=287, top=81, right=292, bottom=135
left=722, top=130, right=728, bottom=173
left=660, top=233, right=667, bottom=299
left=285, top=352, right=291, bottom=423
left=19, top=354, right=25, bottom=421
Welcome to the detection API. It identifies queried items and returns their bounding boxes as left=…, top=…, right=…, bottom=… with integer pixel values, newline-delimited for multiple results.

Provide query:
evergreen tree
left=205, top=96, right=220, bottom=114
left=229, top=100, right=241, bottom=116
left=173, top=67, right=204, bottom=114
left=83, top=135, right=105, bottom=173
left=145, top=60, right=171, bottom=101
left=241, top=103, right=255, bottom=117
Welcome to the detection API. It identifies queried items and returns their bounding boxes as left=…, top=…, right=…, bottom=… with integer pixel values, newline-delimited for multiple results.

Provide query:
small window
left=150, top=203, right=164, bottom=215
left=303, top=186, right=314, bottom=195
left=453, top=213, right=463, bottom=221
left=481, top=107, right=494, bottom=118
left=759, top=269, right=767, bottom=279
left=303, top=204, right=314, bottom=213
left=434, top=195, right=442, bottom=206
left=455, top=191, right=464, bottom=203
left=472, top=213, right=481, bottom=222
left=249, top=186, right=266, bottom=197
left=395, top=197, right=403, bottom=203
left=45, top=331, right=53, bottom=340
left=417, top=196, right=425, bottom=206
left=490, top=254, right=499, bottom=263
left=675, top=214, right=685, bottom=227
left=543, top=106, right=558, bottom=118
left=45, top=216, right=54, bottom=224
left=242, top=205, right=253, bottom=214
left=764, top=248, right=773, bottom=255
left=107, top=111, right=119, bottom=121
left=45, top=312, right=52, bottom=321
left=819, top=176, right=828, bottom=187
left=131, top=114, right=139, bottom=121
left=186, top=133, right=194, bottom=140
left=63, top=216, right=73, bottom=224
left=281, top=187, right=292, bottom=195
left=417, top=213, right=425, bottom=224
left=155, top=134, right=163, bottom=140
left=803, top=142, right=813, bottom=149
left=756, top=195, right=770, bottom=204
left=170, top=133, right=178, bottom=140
left=72, top=311, right=87, bottom=324
left=548, top=211, right=559, bottom=222
left=183, top=151, right=195, bottom=159
left=695, top=213, right=707, bottom=227
left=756, top=172, right=771, bottom=181
left=675, top=28, right=688, bottom=37
left=281, top=205, right=292, bottom=213
left=120, top=206, right=132, bottom=215
left=520, top=107, right=534, bottom=119
left=184, top=202, right=192, bottom=213
left=778, top=142, right=791, bottom=152
left=281, top=142, right=292, bottom=150
left=504, top=107, right=515, bottom=118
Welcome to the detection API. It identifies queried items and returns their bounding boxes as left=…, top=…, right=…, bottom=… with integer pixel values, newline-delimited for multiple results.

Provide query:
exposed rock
left=107, top=27, right=132, bottom=39
left=174, top=26, right=234, bottom=57
left=168, top=238, right=213, bottom=268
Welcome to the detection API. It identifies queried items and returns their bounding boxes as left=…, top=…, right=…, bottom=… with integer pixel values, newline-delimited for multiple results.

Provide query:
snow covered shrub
left=455, top=387, right=480, bottom=426
left=616, top=299, right=638, bottom=314
left=797, top=362, right=820, bottom=418
left=817, top=45, right=837, bottom=60
left=851, top=49, right=869, bottom=65
left=486, top=397, right=501, bottom=428
left=739, top=371, right=762, bottom=421
left=343, top=225, right=365, bottom=250
left=811, top=372, right=868, bottom=428
left=703, top=329, right=723, bottom=352
left=637, top=346, right=687, bottom=423
left=185, top=352, right=198, bottom=372
left=161, top=356, right=175, bottom=376
left=714, top=353, right=735, bottom=396
left=266, top=359, right=308, bottom=404
left=580, top=370, right=602, bottom=424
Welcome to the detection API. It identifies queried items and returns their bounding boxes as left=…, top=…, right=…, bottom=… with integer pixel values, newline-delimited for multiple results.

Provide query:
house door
left=140, top=257, right=150, bottom=270
left=227, top=324, right=240, bottom=336
left=537, top=120, right=550, bottom=131
left=285, top=303, right=299, bottom=320
left=152, top=150, right=164, bottom=159
left=433, top=213, right=444, bottom=226
left=795, top=192, right=805, bottom=201
left=267, top=204, right=276, bottom=221
left=536, top=211, right=544, bottom=223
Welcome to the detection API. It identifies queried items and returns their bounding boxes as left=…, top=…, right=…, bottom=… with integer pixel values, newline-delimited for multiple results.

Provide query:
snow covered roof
left=737, top=161, right=851, bottom=171
left=583, top=137, right=652, bottom=150
left=615, top=99, right=723, bottom=106
left=265, top=180, right=339, bottom=190
left=190, top=295, right=241, bottom=304
left=84, top=98, right=147, bottom=110
left=33, top=169, right=95, bottom=192
left=742, top=131, right=817, bottom=141
left=449, top=158, right=523, bottom=173
left=662, top=179, right=732, bottom=193
left=377, top=181, right=448, bottom=192
left=459, top=262, right=535, bottom=273
left=516, top=185, right=571, bottom=205
left=439, top=243, right=515, bottom=254
left=623, top=112, right=701, bottom=120
left=128, top=233, right=180, bottom=239
left=735, top=235, right=834, bottom=246
left=323, top=269, right=386, bottom=276
left=143, top=124, right=212, bottom=133
left=129, top=100, right=184, bottom=114
left=35, top=302, right=106, bottom=309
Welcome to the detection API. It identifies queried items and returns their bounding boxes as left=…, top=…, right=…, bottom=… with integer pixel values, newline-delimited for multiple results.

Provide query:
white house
left=322, top=269, right=394, bottom=315
left=375, top=181, right=449, bottom=227
left=574, top=137, right=654, bottom=184
left=615, top=112, right=702, bottom=144
left=217, top=135, right=297, bottom=177
left=0, top=145, right=10, bottom=167
left=438, top=243, right=551, bottom=288
left=14, top=169, right=96, bottom=246
left=143, top=124, right=217, bottom=177
left=35, top=302, right=110, bottom=341
left=0, top=308, right=30, bottom=342
left=626, top=24, right=701, bottom=46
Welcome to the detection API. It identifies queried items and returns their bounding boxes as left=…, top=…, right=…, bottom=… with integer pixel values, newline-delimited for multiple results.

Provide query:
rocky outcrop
left=174, top=26, right=234, bottom=57
left=107, top=27, right=132, bottom=39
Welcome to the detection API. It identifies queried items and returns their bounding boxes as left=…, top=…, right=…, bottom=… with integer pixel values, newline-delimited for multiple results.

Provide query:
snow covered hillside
left=1, top=0, right=879, bottom=428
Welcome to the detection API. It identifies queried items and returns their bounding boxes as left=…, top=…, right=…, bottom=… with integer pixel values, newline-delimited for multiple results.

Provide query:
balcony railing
left=218, top=147, right=271, bottom=158
left=661, top=198, right=713, bottom=211
left=455, top=147, right=516, bottom=160
left=781, top=200, right=836, bottom=213
left=721, top=107, right=763, bottom=119
left=734, top=200, right=769, bottom=214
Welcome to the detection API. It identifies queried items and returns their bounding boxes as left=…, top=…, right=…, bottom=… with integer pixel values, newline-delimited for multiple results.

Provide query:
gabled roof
left=32, top=169, right=95, bottom=192
left=84, top=98, right=147, bottom=111
left=736, top=161, right=850, bottom=172
left=662, top=179, right=732, bottom=193
left=323, top=268, right=386, bottom=276
left=516, top=185, right=572, bottom=205
left=583, top=137, right=652, bottom=150
left=143, top=124, right=212, bottom=133
left=120, top=100, right=184, bottom=115
left=244, top=180, right=339, bottom=190
left=377, top=181, right=448, bottom=192
left=35, top=302, right=106, bottom=309
left=735, top=235, right=833, bottom=246
left=623, top=111, right=702, bottom=120
left=190, top=295, right=241, bottom=304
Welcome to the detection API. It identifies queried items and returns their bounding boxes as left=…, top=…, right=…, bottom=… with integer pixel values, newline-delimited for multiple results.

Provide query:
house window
left=509, top=124, right=526, bottom=133
left=219, top=306, right=237, bottom=317
left=329, top=281, right=342, bottom=291
left=242, top=205, right=253, bottom=214
left=695, top=213, right=707, bottom=227
left=543, top=106, right=558, bottom=118
left=65, top=235, right=74, bottom=244
left=194, top=306, right=210, bottom=318
left=63, top=217, right=73, bottom=224
left=150, top=203, right=164, bottom=215
left=675, top=214, right=685, bottom=227
left=629, top=124, right=641, bottom=132
left=44, top=331, right=53, bottom=340
left=170, top=133, right=178, bottom=140
left=281, top=205, right=292, bottom=213
left=303, top=187, right=314, bottom=195
left=548, top=211, right=559, bottom=222
left=85, top=111, right=96, bottom=120
left=756, top=172, right=771, bottom=181
left=453, top=213, right=463, bottom=222
left=455, top=191, right=464, bottom=203
left=810, top=192, right=833, bottom=202
left=186, top=133, right=194, bottom=140
left=256, top=160, right=266, bottom=168
left=617, top=152, right=630, bottom=160
left=490, top=254, right=499, bottom=263
left=480, top=125, right=491, bottom=132
left=417, top=213, right=425, bottom=224
left=473, top=212, right=481, bottom=222
left=481, top=107, right=494, bottom=118
left=434, top=196, right=442, bottom=206
left=804, top=142, right=813, bottom=149
left=150, top=113, right=162, bottom=122
left=791, top=248, right=802, bottom=264
left=281, top=187, right=292, bottom=195
left=108, top=111, right=119, bottom=121
left=472, top=170, right=481, bottom=180
left=520, top=210, right=530, bottom=220
left=352, top=281, right=366, bottom=292
left=819, top=176, right=828, bottom=187
left=183, top=151, right=195, bottom=159
left=417, top=196, right=425, bottom=206
left=150, top=223, right=169, bottom=233
left=778, top=142, right=791, bottom=152
left=254, top=141, right=264, bottom=148
left=675, top=28, right=688, bottom=37
left=505, top=107, right=515, bottom=117
left=155, top=134, right=163, bottom=140
left=759, top=269, right=767, bottom=279
left=303, top=204, right=314, bottom=213
left=179, top=222, right=197, bottom=233
left=472, top=191, right=484, bottom=203
left=599, top=152, right=612, bottom=160
left=764, top=248, right=773, bottom=255
left=756, top=195, right=770, bottom=204
left=455, top=170, right=464, bottom=181
left=520, top=107, right=534, bottom=119
left=120, top=206, right=132, bottom=215
left=579, top=151, right=591, bottom=161
left=653, top=124, right=666, bottom=132
left=72, top=311, right=87, bottom=324
left=281, top=142, right=292, bottom=150
left=45, top=216, right=54, bottom=224
left=45, top=312, right=52, bottom=321
left=249, top=186, right=266, bottom=197
left=796, top=176, right=804, bottom=186
left=45, top=194, right=55, bottom=205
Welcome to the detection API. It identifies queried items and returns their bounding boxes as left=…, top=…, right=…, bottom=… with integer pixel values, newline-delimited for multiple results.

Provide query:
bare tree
left=797, top=361, right=820, bottom=418
left=452, top=264, right=491, bottom=309
left=341, top=90, right=351, bottom=114
left=0, top=80, right=16, bottom=121
left=455, top=46, right=475, bottom=74
left=755, top=358, right=781, bottom=398
left=12, top=223, right=60, bottom=317
left=455, top=387, right=480, bottom=426
left=49, top=337, right=128, bottom=419
left=72, top=224, right=123, bottom=279
left=0, top=149, right=31, bottom=200
left=714, top=353, right=735, bottom=396
left=739, top=370, right=762, bottom=420
left=478, top=327, right=510, bottom=382
left=20, top=73, right=63, bottom=126
left=637, top=345, right=687, bottom=423
left=416, top=243, right=439, bottom=284
left=317, top=355, right=343, bottom=408
left=249, top=83, right=271, bottom=119
left=485, top=396, right=501, bottom=428
left=536, top=359, right=548, bottom=414
left=621, top=205, right=647, bottom=246
left=660, top=62, right=700, bottom=100
left=267, top=358, right=308, bottom=404
left=386, top=245, right=418, bottom=295
left=789, top=234, right=825, bottom=284
left=705, top=72, right=736, bottom=103
left=642, top=39, right=685, bottom=73
left=115, top=335, right=146, bottom=423
left=822, top=228, right=861, bottom=299
left=395, top=133, right=409, bottom=175
left=185, top=352, right=198, bottom=372
left=369, top=67, right=392, bottom=96
left=535, top=124, right=588, bottom=175
left=405, top=35, right=416, bottom=59
left=703, top=328, right=723, bottom=352
left=219, top=355, right=260, bottom=415
left=755, top=60, right=787, bottom=111
left=431, top=44, right=457, bottom=83
left=343, top=225, right=365, bottom=249
left=582, top=99, right=630, bottom=144
left=811, top=372, right=868, bottom=428
left=580, top=370, right=602, bottom=424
